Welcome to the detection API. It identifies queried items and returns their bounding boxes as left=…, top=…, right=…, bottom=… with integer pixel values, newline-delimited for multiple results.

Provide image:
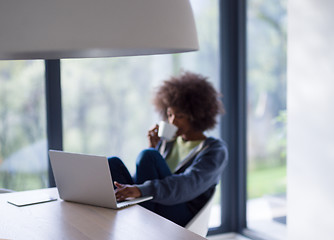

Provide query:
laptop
left=49, top=150, right=153, bottom=209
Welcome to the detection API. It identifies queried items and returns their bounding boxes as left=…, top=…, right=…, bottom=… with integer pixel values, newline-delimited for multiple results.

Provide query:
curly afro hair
left=153, top=71, right=225, bottom=132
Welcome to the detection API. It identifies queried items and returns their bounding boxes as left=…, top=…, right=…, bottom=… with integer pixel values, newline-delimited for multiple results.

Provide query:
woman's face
left=166, top=107, right=193, bottom=137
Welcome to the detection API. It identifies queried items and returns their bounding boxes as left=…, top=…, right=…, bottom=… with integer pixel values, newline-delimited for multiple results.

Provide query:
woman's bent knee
left=136, top=149, right=161, bottom=166
left=108, top=156, right=123, bottom=167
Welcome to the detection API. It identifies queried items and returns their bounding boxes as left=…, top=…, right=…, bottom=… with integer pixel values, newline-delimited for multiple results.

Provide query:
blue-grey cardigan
left=137, top=137, right=228, bottom=214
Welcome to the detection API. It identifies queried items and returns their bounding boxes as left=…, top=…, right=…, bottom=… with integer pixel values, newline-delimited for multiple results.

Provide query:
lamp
left=0, top=0, right=198, bottom=60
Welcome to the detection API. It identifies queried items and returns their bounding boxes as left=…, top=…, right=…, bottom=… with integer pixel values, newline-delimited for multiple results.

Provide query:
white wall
left=288, top=0, right=334, bottom=239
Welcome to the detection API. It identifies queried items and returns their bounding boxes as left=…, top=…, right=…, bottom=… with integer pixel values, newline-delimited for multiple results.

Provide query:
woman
left=108, top=71, right=228, bottom=226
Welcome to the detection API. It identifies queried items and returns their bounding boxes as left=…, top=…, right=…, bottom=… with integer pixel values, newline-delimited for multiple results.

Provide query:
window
left=61, top=0, right=222, bottom=230
left=1, top=1, right=274, bottom=237
left=0, top=60, right=47, bottom=191
left=246, top=0, right=287, bottom=238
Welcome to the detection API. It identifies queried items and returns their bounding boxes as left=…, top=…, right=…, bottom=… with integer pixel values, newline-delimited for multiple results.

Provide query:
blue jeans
left=108, top=149, right=193, bottom=227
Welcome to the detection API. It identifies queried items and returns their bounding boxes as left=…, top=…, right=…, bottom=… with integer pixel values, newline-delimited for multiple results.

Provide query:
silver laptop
left=49, top=150, right=153, bottom=209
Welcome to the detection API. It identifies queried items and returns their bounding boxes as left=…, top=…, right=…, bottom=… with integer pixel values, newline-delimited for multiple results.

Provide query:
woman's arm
left=137, top=139, right=228, bottom=205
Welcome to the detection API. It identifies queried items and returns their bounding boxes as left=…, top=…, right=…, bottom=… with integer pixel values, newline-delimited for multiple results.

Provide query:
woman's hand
left=147, top=124, right=160, bottom=148
left=114, top=182, right=142, bottom=202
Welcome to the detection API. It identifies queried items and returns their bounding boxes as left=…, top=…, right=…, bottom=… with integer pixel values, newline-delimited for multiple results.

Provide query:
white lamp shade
left=0, top=0, right=198, bottom=60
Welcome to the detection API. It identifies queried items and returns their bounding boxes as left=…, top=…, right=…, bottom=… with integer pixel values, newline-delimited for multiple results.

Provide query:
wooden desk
left=0, top=188, right=206, bottom=240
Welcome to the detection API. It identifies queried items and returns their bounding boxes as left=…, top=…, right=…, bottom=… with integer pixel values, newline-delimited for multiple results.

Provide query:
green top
left=166, top=136, right=203, bottom=172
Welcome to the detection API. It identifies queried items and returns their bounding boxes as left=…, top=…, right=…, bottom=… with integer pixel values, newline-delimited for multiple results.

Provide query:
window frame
left=45, top=59, right=63, bottom=187
left=217, top=1, right=285, bottom=239
left=211, top=0, right=247, bottom=235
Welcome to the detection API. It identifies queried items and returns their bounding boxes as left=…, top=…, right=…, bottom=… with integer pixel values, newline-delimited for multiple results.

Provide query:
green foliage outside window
left=247, top=0, right=287, bottom=199
left=0, top=60, right=47, bottom=191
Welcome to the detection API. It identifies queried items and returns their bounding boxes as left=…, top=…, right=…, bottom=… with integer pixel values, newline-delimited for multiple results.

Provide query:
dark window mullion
left=218, top=0, right=247, bottom=234
left=45, top=59, right=63, bottom=187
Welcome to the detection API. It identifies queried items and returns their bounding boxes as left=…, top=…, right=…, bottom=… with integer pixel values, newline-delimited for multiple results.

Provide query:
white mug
left=158, top=121, right=178, bottom=141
